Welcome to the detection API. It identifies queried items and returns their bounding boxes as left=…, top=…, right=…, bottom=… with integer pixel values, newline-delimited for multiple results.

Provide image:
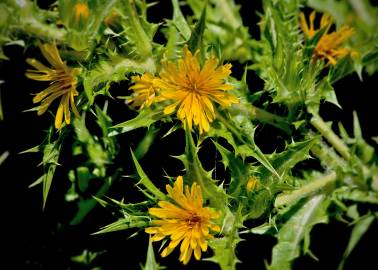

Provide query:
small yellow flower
left=25, top=44, right=80, bottom=129
left=246, top=176, right=259, bottom=192
left=145, top=176, right=220, bottom=265
left=73, top=2, right=90, bottom=23
left=104, top=10, right=119, bottom=27
left=300, top=11, right=355, bottom=65
left=154, top=45, right=238, bottom=133
left=128, top=73, right=158, bottom=109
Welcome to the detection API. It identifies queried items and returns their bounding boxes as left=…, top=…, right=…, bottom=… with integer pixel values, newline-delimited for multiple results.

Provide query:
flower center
left=186, top=213, right=201, bottom=226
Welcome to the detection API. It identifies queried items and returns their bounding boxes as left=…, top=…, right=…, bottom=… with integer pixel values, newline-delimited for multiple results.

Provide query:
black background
left=1, top=0, right=377, bottom=269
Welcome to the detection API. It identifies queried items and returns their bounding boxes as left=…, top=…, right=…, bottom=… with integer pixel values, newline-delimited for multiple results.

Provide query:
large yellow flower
left=154, top=46, right=238, bottom=133
left=300, top=11, right=355, bottom=65
left=145, top=176, right=220, bottom=265
left=25, top=44, right=80, bottom=129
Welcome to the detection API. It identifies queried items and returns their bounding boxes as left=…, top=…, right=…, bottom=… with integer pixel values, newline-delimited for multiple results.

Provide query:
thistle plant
left=1, top=0, right=378, bottom=269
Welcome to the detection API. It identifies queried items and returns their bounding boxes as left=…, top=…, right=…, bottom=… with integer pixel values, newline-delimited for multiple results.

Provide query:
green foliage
left=268, top=195, right=331, bottom=270
left=2, top=0, right=378, bottom=269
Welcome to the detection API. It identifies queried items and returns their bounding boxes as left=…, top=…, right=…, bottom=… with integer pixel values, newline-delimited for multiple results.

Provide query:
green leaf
left=93, top=217, right=149, bottom=235
left=180, top=130, right=227, bottom=209
left=337, top=215, right=375, bottom=270
left=134, top=126, right=159, bottom=159
left=41, top=140, right=62, bottom=209
left=0, top=151, right=9, bottom=166
left=70, top=177, right=112, bottom=225
left=268, top=194, right=330, bottom=270
left=142, top=238, right=164, bottom=270
left=336, top=188, right=378, bottom=204
left=130, top=150, right=166, bottom=200
left=171, top=0, right=191, bottom=40
left=257, top=138, right=317, bottom=186
left=188, top=2, right=207, bottom=53
left=353, top=111, right=375, bottom=163
left=110, top=109, right=163, bottom=136
left=83, top=56, right=156, bottom=105
left=208, top=209, right=242, bottom=270
left=214, top=113, right=281, bottom=180
left=212, top=140, right=249, bottom=197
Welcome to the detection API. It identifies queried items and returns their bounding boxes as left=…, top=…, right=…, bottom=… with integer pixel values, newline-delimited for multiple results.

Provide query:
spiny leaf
left=181, top=130, right=227, bottom=209
left=110, top=109, right=164, bottom=136
left=84, top=56, right=156, bottom=104
left=40, top=140, right=62, bottom=209
left=337, top=215, right=375, bottom=270
left=130, top=150, right=166, bottom=200
left=93, top=217, right=149, bottom=235
left=257, top=138, right=318, bottom=186
left=353, top=111, right=374, bottom=163
left=142, top=238, right=164, bottom=270
left=268, top=194, right=330, bottom=270
left=207, top=209, right=242, bottom=270
left=188, top=1, right=207, bottom=53
left=171, top=0, right=191, bottom=40
left=212, top=140, right=249, bottom=196
left=134, top=126, right=159, bottom=160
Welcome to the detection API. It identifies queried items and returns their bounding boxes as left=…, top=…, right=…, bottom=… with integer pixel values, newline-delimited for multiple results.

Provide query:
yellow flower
left=128, top=73, right=157, bottom=109
left=154, top=45, right=238, bottom=133
left=246, top=176, right=259, bottom=192
left=73, top=2, right=90, bottom=23
left=300, top=11, right=355, bottom=65
left=145, top=176, right=220, bottom=265
left=25, top=44, right=80, bottom=129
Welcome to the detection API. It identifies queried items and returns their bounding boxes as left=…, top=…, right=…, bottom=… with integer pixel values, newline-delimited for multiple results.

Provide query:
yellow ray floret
left=300, top=11, right=355, bottom=65
left=25, top=44, right=80, bottom=129
left=128, top=73, right=158, bottom=109
left=73, top=2, right=90, bottom=23
left=145, top=176, right=220, bottom=265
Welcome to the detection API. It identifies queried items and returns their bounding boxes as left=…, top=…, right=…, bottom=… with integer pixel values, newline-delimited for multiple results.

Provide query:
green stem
left=310, top=140, right=347, bottom=169
left=216, top=110, right=245, bottom=142
left=275, top=171, right=337, bottom=207
left=124, top=0, right=153, bottom=58
left=230, top=103, right=291, bottom=134
left=310, top=115, right=351, bottom=161
left=216, top=0, right=240, bottom=29
left=19, top=19, right=66, bottom=41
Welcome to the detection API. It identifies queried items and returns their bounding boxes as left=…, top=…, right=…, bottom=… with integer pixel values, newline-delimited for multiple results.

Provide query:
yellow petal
left=55, top=99, right=64, bottom=129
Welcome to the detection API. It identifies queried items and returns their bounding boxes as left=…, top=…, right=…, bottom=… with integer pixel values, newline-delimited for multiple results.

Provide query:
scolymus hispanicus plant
left=1, top=0, right=378, bottom=269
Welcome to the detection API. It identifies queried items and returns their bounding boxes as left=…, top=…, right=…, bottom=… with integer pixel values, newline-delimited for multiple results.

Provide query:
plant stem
left=124, top=0, right=153, bottom=58
left=216, top=0, right=240, bottom=29
left=310, top=115, right=351, bottom=161
left=20, top=19, right=66, bottom=41
left=310, top=140, right=347, bottom=169
left=230, top=103, right=291, bottom=134
left=275, top=171, right=337, bottom=207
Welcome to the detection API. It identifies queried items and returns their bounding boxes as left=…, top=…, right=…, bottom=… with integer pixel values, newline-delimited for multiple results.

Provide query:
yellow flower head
left=246, top=176, right=259, bottom=192
left=300, top=11, right=355, bottom=65
left=73, top=2, right=90, bottom=23
left=25, top=44, right=80, bottom=129
left=145, top=176, right=220, bottom=265
left=154, top=45, right=238, bottom=133
left=129, top=73, right=158, bottom=109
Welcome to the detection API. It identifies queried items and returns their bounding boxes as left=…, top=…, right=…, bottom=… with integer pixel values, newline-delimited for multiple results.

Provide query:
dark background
left=1, top=0, right=377, bottom=269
